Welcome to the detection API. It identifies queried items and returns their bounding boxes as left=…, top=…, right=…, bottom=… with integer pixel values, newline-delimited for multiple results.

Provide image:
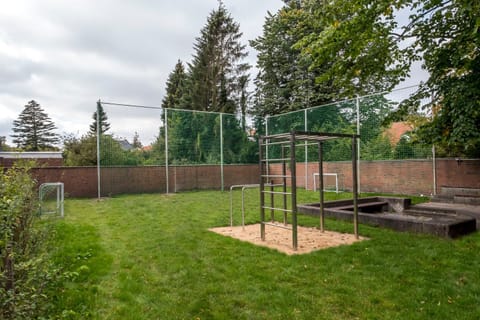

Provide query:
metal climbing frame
left=259, top=131, right=360, bottom=250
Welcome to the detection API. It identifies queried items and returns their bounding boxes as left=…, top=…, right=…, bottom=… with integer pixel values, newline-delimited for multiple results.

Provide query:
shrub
left=0, top=163, right=61, bottom=319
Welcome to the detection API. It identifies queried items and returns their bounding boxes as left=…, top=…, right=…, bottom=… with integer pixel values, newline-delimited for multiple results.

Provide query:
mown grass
left=49, top=190, right=480, bottom=319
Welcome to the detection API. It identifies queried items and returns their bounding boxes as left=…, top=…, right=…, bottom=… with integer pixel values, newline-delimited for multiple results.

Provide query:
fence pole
left=304, top=109, right=308, bottom=189
left=96, top=100, right=101, bottom=199
left=220, top=113, right=224, bottom=191
left=432, top=144, right=437, bottom=196
left=352, top=136, right=359, bottom=239
left=164, top=108, right=169, bottom=194
left=356, top=96, right=361, bottom=194
left=265, top=116, right=269, bottom=178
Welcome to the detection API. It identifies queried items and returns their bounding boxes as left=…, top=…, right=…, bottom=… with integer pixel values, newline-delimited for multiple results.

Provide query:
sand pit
left=209, top=223, right=367, bottom=255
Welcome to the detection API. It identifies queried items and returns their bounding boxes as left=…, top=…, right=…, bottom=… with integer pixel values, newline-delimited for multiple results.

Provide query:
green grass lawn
left=49, top=190, right=480, bottom=319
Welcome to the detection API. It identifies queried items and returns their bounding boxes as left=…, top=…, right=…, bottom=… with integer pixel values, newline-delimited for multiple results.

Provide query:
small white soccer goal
left=39, top=182, right=64, bottom=217
left=313, top=173, right=341, bottom=193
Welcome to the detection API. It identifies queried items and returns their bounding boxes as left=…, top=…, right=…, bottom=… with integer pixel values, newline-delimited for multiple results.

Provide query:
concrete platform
left=298, top=197, right=477, bottom=238
left=413, top=202, right=480, bottom=229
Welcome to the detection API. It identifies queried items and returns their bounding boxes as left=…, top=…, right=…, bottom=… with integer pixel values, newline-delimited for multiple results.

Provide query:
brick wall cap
left=0, top=151, right=62, bottom=159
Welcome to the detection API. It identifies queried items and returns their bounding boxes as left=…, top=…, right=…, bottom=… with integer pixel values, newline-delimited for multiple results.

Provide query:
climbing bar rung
left=261, top=174, right=290, bottom=178
left=262, top=190, right=292, bottom=195
left=262, top=206, right=292, bottom=213
left=260, top=141, right=290, bottom=147
left=261, top=222, right=292, bottom=230
left=265, top=183, right=284, bottom=187
left=261, top=141, right=320, bottom=147
left=261, top=158, right=290, bottom=162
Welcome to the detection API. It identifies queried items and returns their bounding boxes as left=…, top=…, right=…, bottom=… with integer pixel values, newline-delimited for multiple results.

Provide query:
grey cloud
left=0, top=1, right=283, bottom=143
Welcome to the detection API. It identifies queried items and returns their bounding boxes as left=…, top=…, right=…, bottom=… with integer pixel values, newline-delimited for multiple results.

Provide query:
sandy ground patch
left=209, top=223, right=367, bottom=255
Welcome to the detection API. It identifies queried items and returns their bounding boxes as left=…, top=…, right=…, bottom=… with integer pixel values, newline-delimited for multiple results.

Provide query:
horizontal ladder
left=262, top=190, right=291, bottom=196
left=262, top=206, right=292, bottom=213
left=261, top=158, right=290, bottom=162
left=261, top=174, right=291, bottom=178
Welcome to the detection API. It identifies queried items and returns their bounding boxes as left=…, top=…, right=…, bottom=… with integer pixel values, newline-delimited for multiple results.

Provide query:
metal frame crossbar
left=259, top=131, right=360, bottom=251
left=230, top=183, right=282, bottom=229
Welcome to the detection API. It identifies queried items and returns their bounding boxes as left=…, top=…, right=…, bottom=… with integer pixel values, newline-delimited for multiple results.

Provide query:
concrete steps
left=433, top=187, right=480, bottom=205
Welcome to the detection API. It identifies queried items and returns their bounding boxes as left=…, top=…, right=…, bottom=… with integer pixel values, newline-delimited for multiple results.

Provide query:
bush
left=0, top=163, right=62, bottom=319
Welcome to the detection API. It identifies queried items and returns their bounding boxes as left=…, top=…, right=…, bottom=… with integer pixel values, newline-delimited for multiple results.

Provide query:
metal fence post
left=96, top=100, right=101, bottom=199
left=304, top=109, right=308, bottom=189
left=432, top=144, right=437, bottom=196
left=164, top=108, right=169, bottom=194
left=220, top=113, right=224, bottom=191
left=265, top=116, right=269, bottom=178
left=356, top=96, right=361, bottom=194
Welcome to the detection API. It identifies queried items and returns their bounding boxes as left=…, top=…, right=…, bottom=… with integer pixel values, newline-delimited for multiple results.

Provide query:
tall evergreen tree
left=11, top=100, right=59, bottom=151
left=89, top=101, right=111, bottom=135
left=184, top=1, right=250, bottom=113
left=132, top=131, right=142, bottom=149
left=237, top=74, right=250, bottom=131
left=162, top=60, right=188, bottom=109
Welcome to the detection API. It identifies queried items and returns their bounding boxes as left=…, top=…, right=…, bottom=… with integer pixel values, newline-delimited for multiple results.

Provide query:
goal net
left=39, top=182, right=64, bottom=217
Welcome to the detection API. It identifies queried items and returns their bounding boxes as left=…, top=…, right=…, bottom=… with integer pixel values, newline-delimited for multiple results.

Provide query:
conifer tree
left=162, top=60, right=187, bottom=109
left=89, top=101, right=111, bottom=135
left=185, top=1, right=250, bottom=113
left=132, top=132, right=142, bottom=149
left=11, top=100, right=59, bottom=151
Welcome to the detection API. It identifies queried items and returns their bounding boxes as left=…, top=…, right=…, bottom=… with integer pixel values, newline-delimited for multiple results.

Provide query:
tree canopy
left=394, top=0, right=480, bottom=157
left=251, top=0, right=407, bottom=118
left=11, top=100, right=59, bottom=151
left=253, top=0, right=479, bottom=157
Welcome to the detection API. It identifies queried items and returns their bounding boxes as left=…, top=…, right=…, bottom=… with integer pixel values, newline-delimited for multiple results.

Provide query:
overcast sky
left=0, top=1, right=427, bottom=147
left=0, top=0, right=285, bottom=145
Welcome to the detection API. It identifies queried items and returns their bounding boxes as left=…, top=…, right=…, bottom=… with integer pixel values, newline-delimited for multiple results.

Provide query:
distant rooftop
left=0, top=151, right=63, bottom=159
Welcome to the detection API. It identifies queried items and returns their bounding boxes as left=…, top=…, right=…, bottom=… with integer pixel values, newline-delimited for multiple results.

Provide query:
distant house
left=116, top=139, right=134, bottom=151
left=0, top=151, right=63, bottom=168
left=384, top=122, right=413, bottom=145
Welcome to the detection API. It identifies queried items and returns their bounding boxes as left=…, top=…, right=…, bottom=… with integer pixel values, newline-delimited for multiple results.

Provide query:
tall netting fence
left=165, top=109, right=256, bottom=165
left=267, top=88, right=431, bottom=161
left=98, top=103, right=256, bottom=196
left=266, top=87, right=434, bottom=192
left=357, top=91, right=432, bottom=161
left=99, top=103, right=164, bottom=196
left=96, top=87, right=436, bottom=196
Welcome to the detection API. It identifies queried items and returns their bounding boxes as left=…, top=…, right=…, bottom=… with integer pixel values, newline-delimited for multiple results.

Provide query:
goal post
left=39, top=182, right=64, bottom=217
left=313, top=173, right=340, bottom=193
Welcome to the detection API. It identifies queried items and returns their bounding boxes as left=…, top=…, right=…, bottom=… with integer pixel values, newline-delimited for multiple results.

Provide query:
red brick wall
left=32, top=167, right=98, bottom=198
left=30, top=164, right=260, bottom=198
left=101, top=166, right=167, bottom=196
left=270, top=159, right=480, bottom=195
left=436, top=159, right=480, bottom=190
left=27, top=160, right=479, bottom=198
left=172, top=165, right=260, bottom=192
